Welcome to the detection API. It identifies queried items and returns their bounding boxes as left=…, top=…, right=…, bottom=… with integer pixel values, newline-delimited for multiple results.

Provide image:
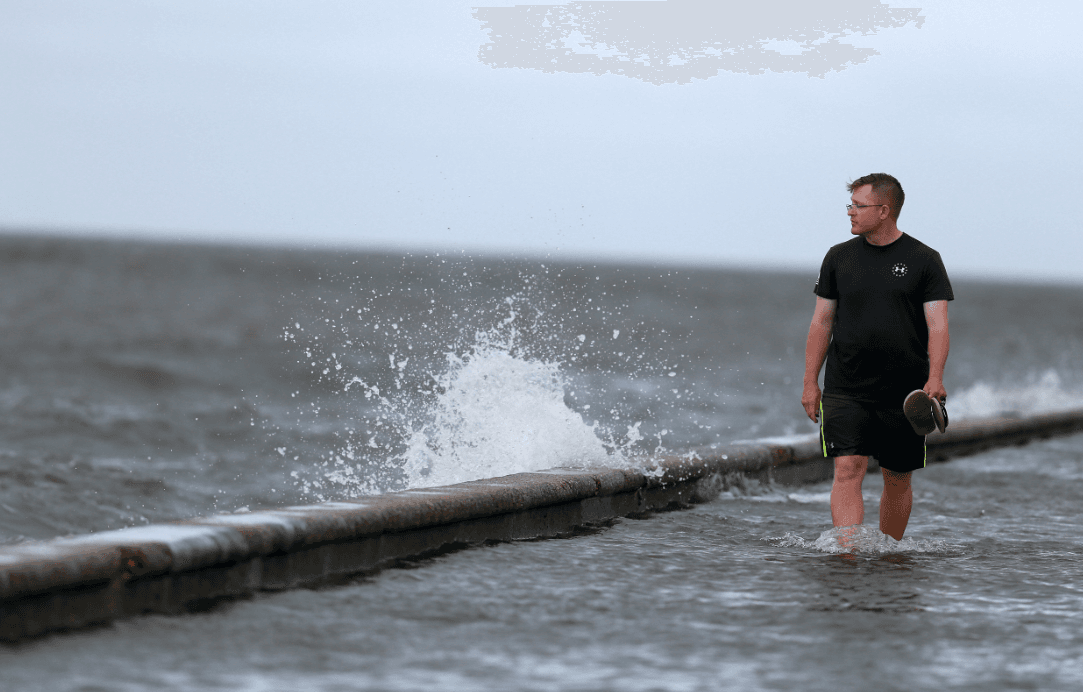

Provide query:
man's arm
left=802, top=297, right=837, bottom=422
left=923, top=300, right=949, bottom=401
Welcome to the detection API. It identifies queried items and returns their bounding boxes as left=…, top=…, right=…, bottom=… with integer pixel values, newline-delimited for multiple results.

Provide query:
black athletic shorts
left=819, top=394, right=926, bottom=473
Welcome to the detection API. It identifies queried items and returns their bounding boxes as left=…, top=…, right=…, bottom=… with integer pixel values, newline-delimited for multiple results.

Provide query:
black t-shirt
left=814, top=233, right=954, bottom=405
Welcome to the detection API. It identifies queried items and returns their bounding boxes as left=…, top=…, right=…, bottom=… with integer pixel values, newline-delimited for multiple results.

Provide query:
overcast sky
left=2, top=1, right=1081, bottom=282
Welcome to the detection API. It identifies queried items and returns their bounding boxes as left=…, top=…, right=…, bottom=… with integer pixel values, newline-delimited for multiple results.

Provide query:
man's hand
left=923, top=300, right=949, bottom=405
left=923, top=378, right=947, bottom=403
left=802, top=297, right=835, bottom=424
left=802, top=381, right=822, bottom=423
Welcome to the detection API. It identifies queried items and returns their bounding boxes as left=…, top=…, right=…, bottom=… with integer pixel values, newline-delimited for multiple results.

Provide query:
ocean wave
left=950, top=369, right=1083, bottom=420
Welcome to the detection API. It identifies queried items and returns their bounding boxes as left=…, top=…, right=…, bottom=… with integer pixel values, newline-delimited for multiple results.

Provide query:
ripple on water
left=770, top=524, right=965, bottom=556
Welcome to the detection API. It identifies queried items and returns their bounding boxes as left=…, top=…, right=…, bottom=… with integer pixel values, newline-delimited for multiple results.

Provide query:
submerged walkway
left=2, top=410, right=1082, bottom=641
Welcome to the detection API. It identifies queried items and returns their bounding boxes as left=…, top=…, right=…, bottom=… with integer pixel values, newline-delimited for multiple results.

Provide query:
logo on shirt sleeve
left=892, top=263, right=908, bottom=277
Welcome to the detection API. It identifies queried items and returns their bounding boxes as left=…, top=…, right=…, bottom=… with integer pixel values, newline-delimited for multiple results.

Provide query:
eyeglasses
left=845, top=203, right=885, bottom=211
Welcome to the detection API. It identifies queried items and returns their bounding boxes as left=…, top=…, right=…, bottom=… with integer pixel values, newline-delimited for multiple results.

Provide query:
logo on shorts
left=892, top=263, right=908, bottom=277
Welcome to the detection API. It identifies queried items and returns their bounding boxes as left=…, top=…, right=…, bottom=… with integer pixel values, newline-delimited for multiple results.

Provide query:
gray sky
left=2, top=1, right=1081, bottom=282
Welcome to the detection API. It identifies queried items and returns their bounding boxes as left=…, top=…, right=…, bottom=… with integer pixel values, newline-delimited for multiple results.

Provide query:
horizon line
left=1, top=224, right=1080, bottom=288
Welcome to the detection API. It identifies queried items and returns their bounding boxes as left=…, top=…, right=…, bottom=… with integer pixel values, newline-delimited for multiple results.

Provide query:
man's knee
left=834, top=455, right=868, bottom=483
left=881, top=467, right=912, bottom=493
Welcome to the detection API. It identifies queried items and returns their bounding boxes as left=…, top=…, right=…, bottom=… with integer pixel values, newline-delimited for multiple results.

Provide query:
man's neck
left=862, top=223, right=902, bottom=247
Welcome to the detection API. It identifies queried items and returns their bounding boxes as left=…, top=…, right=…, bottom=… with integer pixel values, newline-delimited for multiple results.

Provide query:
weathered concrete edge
left=2, top=409, right=1081, bottom=641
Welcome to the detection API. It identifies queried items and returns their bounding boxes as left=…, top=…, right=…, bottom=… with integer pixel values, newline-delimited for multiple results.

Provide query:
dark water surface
left=3, top=433, right=1083, bottom=691
left=1, top=235, right=1082, bottom=690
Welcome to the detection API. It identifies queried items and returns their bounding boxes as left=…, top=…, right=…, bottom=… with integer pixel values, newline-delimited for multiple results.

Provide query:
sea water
left=1, top=235, right=1082, bottom=690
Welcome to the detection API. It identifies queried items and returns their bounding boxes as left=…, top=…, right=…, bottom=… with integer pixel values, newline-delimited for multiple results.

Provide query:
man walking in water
left=802, top=173, right=953, bottom=540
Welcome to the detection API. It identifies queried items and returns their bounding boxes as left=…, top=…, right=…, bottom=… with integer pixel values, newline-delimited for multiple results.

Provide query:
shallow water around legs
left=4, top=433, right=1083, bottom=691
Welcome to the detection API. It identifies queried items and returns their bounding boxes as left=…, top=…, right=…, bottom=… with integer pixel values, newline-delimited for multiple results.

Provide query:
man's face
left=848, top=184, right=888, bottom=237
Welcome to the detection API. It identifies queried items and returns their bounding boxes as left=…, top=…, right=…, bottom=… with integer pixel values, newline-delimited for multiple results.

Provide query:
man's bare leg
left=831, top=455, right=868, bottom=527
left=879, top=468, right=913, bottom=540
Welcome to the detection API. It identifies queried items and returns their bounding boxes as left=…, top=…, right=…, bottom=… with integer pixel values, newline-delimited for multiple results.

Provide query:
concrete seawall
left=3, top=410, right=1082, bottom=642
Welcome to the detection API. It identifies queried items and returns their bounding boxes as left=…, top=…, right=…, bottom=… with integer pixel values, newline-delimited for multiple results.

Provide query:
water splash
left=772, top=525, right=959, bottom=556
left=298, top=296, right=638, bottom=498
left=282, top=260, right=758, bottom=499
left=400, top=338, right=615, bottom=488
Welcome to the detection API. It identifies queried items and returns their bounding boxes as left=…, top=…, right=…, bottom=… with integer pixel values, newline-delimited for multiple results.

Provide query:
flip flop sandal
left=932, top=399, right=948, bottom=433
left=903, top=390, right=948, bottom=435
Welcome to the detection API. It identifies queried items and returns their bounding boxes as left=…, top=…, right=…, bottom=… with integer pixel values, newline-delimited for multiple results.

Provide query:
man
left=802, top=173, right=953, bottom=540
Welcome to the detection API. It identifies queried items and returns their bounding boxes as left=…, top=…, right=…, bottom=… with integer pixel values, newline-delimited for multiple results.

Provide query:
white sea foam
left=779, top=490, right=832, bottom=504
left=729, top=489, right=877, bottom=504
left=731, top=433, right=817, bottom=446
left=399, top=341, right=615, bottom=488
left=772, top=524, right=959, bottom=555
left=950, top=369, right=1083, bottom=419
